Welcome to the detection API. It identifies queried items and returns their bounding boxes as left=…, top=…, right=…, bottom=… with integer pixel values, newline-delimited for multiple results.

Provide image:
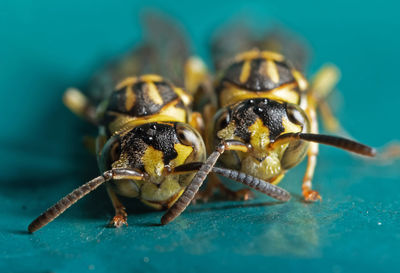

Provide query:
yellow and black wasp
left=28, top=15, right=291, bottom=233
left=161, top=23, right=376, bottom=224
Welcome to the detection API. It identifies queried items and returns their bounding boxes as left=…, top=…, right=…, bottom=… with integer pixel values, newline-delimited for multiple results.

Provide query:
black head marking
left=231, top=99, right=286, bottom=141
left=121, top=123, right=179, bottom=171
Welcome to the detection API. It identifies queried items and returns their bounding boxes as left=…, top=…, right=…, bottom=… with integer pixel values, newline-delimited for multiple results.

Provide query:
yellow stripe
left=115, top=77, right=138, bottom=90
left=239, top=60, right=251, bottom=83
left=235, top=49, right=261, bottom=62
left=173, top=87, right=193, bottom=106
left=140, top=74, right=163, bottom=82
left=111, top=114, right=184, bottom=136
left=142, top=146, right=164, bottom=177
left=249, top=118, right=271, bottom=150
left=171, top=143, right=193, bottom=167
left=125, top=85, right=136, bottom=111
left=266, top=60, right=280, bottom=83
left=219, top=82, right=300, bottom=107
left=260, top=51, right=284, bottom=62
left=292, top=69, right=308, bottom=91
left=234, top=49, right=285, bottom=62
left=146, top=82, right=164, bottom=105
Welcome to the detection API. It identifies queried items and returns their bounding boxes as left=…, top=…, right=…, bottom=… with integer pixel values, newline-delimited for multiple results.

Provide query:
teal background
left=1, top=0, right=399, bottom=272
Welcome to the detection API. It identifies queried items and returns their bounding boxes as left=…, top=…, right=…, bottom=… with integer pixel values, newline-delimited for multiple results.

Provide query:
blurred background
left=0, top=0, right=399, bottom=272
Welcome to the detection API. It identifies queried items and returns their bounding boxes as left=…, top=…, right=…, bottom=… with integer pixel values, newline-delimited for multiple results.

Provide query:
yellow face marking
left=115, top=77, right=138, bottom=90
left=173, top=87, right=193, bottom=106
left=240, top=151, right=282, bottom=182
left=266, top=60, right=280, bottom=84
left=142, top=146, right=164, bottom=177
left=217, top=121, right=237, bottom=140
left=239, top=60, right=251, bottom=83
left=249, top=118, right=271, bottom=152
left=140, top=178, right=183, bottom=205
left=146, top=82, right=164, bottom=105
left=282, top=116, right=302, bottom=134
left=124, top=85, right=136, bottom=111
left=170, top=143, right=193, bottom=167
left=140, top=74, right=163, bottom=82
left=112, top=153, right=129, bottom=169
left=292, top=69, right=308, bottom=91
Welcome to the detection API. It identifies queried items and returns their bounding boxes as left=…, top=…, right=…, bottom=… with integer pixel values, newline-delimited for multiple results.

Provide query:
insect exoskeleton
left=99, top=121, right=206, bottom=210
left=215, top=49, right=308, bottom=108
left=210, top=98, right=310, bottom=183
left=160, top=50, right=376, bottom=225
left=28, top=74, right=290, bottom=233
left=27, top=74, right=203, bottom=232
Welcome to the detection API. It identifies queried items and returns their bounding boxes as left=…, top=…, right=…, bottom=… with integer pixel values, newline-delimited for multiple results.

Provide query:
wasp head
left=211, top=98, right=310, bottom=181
left=99, top=122, right=205, bottom=207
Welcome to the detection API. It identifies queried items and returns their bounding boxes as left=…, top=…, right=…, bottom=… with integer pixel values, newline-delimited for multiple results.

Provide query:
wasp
left=161, top=26, right=377, bottom=225
left=28, top=15, right=291, bottom=233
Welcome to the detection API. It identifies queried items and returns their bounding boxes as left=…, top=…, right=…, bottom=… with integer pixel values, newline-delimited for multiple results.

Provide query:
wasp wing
left=210, top=20, right=310, bottom=72
left=87, top=12, right=191, bottom=105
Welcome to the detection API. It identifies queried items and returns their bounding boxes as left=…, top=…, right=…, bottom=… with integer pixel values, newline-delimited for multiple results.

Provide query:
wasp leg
left=189, top=112, right=205, bottom=138
left=308, top=64, right=341, bottom=133
left=203, top=103, right=217, bottom=151
left=184, top=56, right=216, bottom=113
left=376, top=142, right=400, bottom=162
left=106, top=185, right=128, bottom=228
left=184, top=56, right=211, bottom=95
left=303, top=99, right=322, bottom=202
left=63, top=88, right=98, bottom=124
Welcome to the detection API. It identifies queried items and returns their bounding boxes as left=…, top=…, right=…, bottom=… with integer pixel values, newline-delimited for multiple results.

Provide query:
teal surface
left=1, top=1, right=400, bottom=272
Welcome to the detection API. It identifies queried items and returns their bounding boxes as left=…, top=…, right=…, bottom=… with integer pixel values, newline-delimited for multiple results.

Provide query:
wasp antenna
left=172, top=163, right=291, bottom=201
left=273, top=133, right=376, bottom=157
left=212, top=167, right=291, bottom=201
left=28, top=169, right=143, bottom=233
left=161, top=140, right=249, bottom=225
left=161, top=147, right=223, bottom=225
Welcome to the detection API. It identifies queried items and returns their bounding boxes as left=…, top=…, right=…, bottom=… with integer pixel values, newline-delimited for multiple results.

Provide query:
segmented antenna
left=273, top=133, right=376, bottom=157
left=172, top=162, right=291, bottom=201
left=28, top=169, right=143, bottom=233
left=212, top=167, right=291, bottom=201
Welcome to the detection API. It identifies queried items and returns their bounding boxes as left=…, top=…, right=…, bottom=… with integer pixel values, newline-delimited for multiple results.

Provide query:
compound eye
left=99, top=135, right=121, bottom=169
left=176, top=123, right=199, bottom=147
left=286, top=104, right=305, bottom=126
left=110, top=141, right=121, bottom=162
left=215, top=108, right=231, bottom=131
